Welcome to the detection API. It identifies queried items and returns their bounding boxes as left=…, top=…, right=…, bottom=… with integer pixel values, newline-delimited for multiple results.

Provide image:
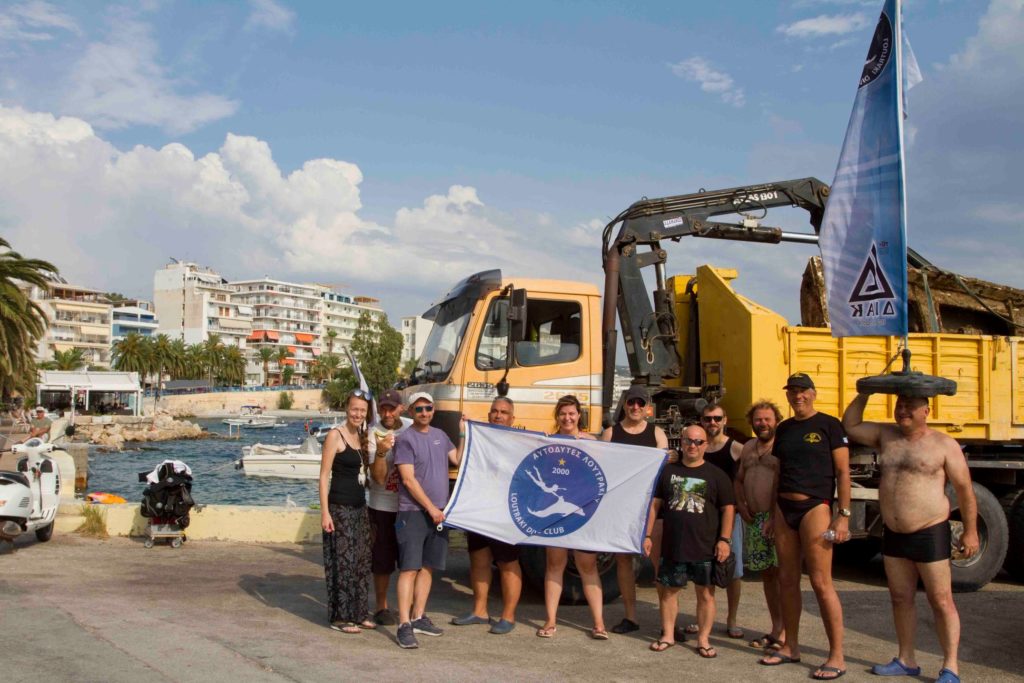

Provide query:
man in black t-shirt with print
left=643, top=424, right=734, bottom=658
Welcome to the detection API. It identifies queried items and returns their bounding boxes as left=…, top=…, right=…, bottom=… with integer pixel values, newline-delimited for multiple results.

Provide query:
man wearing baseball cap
left=392, top=391, right=460, bottom=649
left=367, top=389, right=412, bottom=625
left=25, top=406, right=52, bottom=441
left=760, top=372, right=851, bottom=681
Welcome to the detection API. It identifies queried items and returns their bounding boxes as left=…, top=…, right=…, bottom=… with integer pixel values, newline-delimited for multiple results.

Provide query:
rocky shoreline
left=72, top=413, right=205, bottom=450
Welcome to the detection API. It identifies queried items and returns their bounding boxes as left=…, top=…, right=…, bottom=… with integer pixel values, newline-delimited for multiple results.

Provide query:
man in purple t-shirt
left=393, top=391, right=459, bottom=649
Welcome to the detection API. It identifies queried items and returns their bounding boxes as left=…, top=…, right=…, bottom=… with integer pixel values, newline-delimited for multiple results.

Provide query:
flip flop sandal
left=697, top=646, right=717, bottom=659
left=812, top=666, right=846, bottom=680
left=726, top=626, right=744, bottom=639
left=649, top=640, right=674, bottom=652
left=536, top=626, right=557, bottom=638
left=330, top=622, right=362, bottom=634
left=759, top=653, right=802, bottom=666
left=750, top=634, right=782, bottom=650
left=590, top=628, right=610, bottom=640
left=358, top=620, right=377, bottom=629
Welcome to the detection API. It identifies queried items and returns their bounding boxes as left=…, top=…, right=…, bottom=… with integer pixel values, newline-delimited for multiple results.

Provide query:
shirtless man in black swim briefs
left=843, top=393, right=978, bottom=683
left=759, top=373, right=850, bottom=681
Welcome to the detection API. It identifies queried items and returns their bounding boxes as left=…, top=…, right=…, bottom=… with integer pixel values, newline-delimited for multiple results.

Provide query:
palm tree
left=168, top=338, right=188, bottom=379
left=51, top=347, right=87, bottom=371
left=0, top=238, right=58, bottom=401
left=273, top=346, right=292, bottom=386
left=150, top=334, right=176, bottom=399
left=112, top=333, right=151, bottom=376
left=319, top=352, right=342, bottom=381
left=258, top=347, right=275, bottom=387
left=325, top=328, right=338, bottom=354
left=220, top=345, right=246, bottom=386
left=202, top=334, right=224, bottom=384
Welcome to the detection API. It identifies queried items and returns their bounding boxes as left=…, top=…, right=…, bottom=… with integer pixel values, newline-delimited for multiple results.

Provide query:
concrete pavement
left=2, top=533, right=1022, bottom=682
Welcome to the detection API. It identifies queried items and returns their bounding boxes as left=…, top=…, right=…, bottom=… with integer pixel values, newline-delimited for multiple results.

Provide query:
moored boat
left=235, top=436, right=321, bottom=479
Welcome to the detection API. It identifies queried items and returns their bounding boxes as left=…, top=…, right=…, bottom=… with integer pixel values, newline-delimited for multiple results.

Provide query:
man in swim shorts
left=843, top=393, right=979, bottom=683
left=734, top=399, right=785, bottom=651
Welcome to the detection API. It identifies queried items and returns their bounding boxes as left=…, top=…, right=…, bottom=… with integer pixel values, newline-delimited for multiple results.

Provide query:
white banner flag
left=444, top=422, right=667, bottom=554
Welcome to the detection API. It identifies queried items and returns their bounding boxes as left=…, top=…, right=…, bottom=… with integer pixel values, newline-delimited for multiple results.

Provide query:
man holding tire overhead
left=843, top=393, right=978, bottom=683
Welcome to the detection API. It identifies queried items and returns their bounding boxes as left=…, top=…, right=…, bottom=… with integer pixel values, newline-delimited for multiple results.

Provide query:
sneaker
left=374, top=608, right=398, bottom=626
left=396, top=622, right=419, bottom=649
left=411, top=615, right=444, bottom=637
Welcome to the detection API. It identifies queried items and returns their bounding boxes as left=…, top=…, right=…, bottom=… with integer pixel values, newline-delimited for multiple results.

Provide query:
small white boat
left=235, top=436, right=322, bottom=479
left=223, top=405, right=281, bottom=429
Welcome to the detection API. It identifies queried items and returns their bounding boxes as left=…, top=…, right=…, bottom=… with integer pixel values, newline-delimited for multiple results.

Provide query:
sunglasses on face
left=626, top=398, right=646, bottom=408
left=681, top=438, right=706, bottom=446
left=413, top=405, right=434, bottom=414
left=701, top=415, right=724, bottom=423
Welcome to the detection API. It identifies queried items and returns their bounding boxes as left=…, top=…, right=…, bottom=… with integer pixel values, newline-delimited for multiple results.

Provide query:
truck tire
left=519, top=546, right=623, bottom=605
left=35, top=522, right=54, bottom=542
left=1002, top=488, right=1024, bottom=582
left=948, top=482, right=1008, bottom=593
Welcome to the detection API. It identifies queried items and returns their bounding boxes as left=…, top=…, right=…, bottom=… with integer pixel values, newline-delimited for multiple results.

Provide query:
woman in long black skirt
left=319, top=390, right=374, bottom=633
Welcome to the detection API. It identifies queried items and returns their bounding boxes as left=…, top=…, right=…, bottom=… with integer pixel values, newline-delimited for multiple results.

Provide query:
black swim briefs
left=882, top=520, right=952, bottom=563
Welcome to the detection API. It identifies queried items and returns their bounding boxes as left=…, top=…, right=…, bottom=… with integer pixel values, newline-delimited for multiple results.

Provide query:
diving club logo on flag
left=849, top=242, right=898, bottom=320
left=860, top=11, right=893, bottom=88
left=508, top=443, right=607, bottom=538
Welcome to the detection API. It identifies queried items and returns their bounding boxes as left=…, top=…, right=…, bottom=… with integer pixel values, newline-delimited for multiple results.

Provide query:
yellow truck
left=402, top=178, right=1024, bottom=597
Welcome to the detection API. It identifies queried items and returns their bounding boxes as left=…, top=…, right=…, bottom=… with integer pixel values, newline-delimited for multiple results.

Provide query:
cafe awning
left=294, top=332, right=315, bottom=344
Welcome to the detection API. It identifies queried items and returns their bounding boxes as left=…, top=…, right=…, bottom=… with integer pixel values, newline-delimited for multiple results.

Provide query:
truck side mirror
left=508, top=288, right=528, bottom=343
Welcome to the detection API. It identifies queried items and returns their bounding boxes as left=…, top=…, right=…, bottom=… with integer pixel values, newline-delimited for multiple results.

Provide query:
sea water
left=86, top=419, right=321, bottom=507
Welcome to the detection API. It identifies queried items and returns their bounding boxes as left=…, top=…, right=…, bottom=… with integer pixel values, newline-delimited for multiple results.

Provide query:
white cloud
left=777, top=13, right=869, bottom=38
left=0, top=105, right=597, bottom=319
left=245, top=0, right=295, bottom=34
left=59, top=12, right=238, bottom=134
left=669, top=57, right=745, bottom=107
left=0, top=1, right=79, bottom=42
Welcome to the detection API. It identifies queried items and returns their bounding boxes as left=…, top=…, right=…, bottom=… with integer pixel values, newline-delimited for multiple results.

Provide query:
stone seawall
left=151, top=388, right=327, bottom=417
left=74, top=413, right=204, bottom=449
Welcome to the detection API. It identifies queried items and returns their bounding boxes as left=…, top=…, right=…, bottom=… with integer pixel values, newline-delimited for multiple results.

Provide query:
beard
left=755, top=426, right=776, bottom=442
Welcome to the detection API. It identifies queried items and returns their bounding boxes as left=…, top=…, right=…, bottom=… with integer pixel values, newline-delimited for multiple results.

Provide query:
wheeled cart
left=144, top=518, right=187, bottom=549
left=138, top=460, right=194, bottom=549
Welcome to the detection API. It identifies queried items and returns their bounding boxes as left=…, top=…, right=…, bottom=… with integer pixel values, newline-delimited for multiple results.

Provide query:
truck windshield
left=413, top=296, right=474, bottom=383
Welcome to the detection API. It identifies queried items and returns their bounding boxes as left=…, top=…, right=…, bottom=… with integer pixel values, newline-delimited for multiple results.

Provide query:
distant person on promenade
left=844, top=393, right=978, bottom=683
left=22, top=406, right=52, bottom=442
left=760, top=373, right=850, bottom=681
left=451, top=397, right=523, bottom=635
left=318, top=390, right=375, bottom=634
left=734, top=400, right=785, bottom=651
left=644, top=424, right=735, bottom=658
left=681, top=403, right=744, bottom=640
left=600, top=385, right=668, bottom=635
left=537, top=394, right=607, bottom=640
left=393, top=392, right=459, bottom=649
left=367, top=389, right=412, bottom=626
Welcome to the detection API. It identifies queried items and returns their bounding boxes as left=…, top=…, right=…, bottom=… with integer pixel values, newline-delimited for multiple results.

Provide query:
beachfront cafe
left=36, top=371, right=143, bottom=417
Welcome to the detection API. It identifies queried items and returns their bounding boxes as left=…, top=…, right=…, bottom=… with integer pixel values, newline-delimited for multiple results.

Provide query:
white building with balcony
left=401, top=316, right=433, bottom=365
left=320, top=291, right=385, bottom=357
left=231, top=278, right=324, bottom=385
left=28, top=282, right=113, bottom=368
left=111, top=305, right=159, bottom=341
left=153, top=261, right=253, bottom=349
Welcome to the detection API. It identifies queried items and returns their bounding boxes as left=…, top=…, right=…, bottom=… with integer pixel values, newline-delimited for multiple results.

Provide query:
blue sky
left=1, top=0, right=1021, bottom=325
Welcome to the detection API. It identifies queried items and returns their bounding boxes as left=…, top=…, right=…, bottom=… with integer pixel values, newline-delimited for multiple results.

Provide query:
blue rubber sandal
left=936, top=669, right=961, bottom=683
left=872, top=658, right=921, bottom=676
left=450, top=613, right=489, bottom=626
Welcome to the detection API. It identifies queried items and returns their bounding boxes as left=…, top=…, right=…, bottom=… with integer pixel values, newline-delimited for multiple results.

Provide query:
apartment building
left=111, top=304, right=159, bottom=341
left=320, top=291, right=385, bottom=356
left=400, top=316, right=433, bottom=365
left=28, top=282, right=113, bottom=368
left=231, top=278, right=324, bottom=385
left=153, top=262, right=253, bottom=349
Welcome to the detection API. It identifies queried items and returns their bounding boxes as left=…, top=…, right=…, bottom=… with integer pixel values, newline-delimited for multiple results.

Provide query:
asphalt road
left=2, top=532, right=1022, bottom=682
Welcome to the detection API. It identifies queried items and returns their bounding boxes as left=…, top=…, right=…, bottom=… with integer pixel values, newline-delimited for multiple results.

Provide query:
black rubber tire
left=1002, top=488, right=1024, bottom=582
left=949, top=482, right=1008, bottom=592
left=518, top=546, right=624, bottom=605
left=35, top=522, right=54, bottom=543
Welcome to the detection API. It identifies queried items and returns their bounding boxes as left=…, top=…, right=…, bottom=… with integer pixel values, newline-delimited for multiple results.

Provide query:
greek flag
left=443, top=422, right=666, bottom=553
left=819, top=0, right=920, bottom=338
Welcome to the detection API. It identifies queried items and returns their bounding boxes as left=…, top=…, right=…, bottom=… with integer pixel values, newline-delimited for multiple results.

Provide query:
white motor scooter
left=0, top=437, right=61, bottom=550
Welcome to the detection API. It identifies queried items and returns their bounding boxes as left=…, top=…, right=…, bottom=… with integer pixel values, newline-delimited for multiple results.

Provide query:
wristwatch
left=838, top=507, right=852, bottom=518
left=717, top=536, right=730, bottom=544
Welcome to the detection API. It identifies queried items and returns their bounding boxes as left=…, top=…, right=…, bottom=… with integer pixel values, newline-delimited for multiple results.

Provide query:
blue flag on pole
left=819, top=0, right=911, bottom=337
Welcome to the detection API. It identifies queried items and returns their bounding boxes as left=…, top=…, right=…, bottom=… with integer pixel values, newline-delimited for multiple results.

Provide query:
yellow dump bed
left=670, top=266, right=1024, bottom=442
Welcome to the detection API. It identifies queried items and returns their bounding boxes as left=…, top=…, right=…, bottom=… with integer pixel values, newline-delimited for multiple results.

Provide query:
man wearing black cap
left=367, top=389, right=411, bottom=625
left=760, top=373, right=851, bottom=682
left=600, top=385, right=668, bottom=634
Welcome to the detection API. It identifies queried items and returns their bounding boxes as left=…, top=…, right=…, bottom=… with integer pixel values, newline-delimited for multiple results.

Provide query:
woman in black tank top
left=318, top=392, right=374, bottom=632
